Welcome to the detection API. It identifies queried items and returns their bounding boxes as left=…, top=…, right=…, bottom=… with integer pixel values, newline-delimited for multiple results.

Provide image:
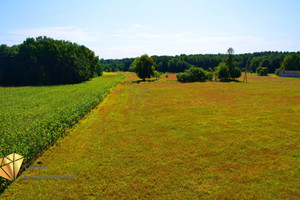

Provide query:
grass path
left=1, top=74, right=299, bottom=199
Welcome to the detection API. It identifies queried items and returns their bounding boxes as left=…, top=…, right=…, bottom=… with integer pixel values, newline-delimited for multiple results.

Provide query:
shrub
left=187, top=67, right=207, bottom=81
left=217, top=62, right=230, bottom=80
left=206, top=71, right=213, bottom=80
left=153, top=70, right=162, bottom=80
left=176, top=67, right=211, bottom=82
left=256, top=67, right=268, bottom=76
left=176, top=72, right=190, bottom=82
left=230, top=67, right=242, bottom=79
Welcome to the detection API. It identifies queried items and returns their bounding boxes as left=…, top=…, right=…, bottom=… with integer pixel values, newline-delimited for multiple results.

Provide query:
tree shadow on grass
left=219, top=79, right=242, bottom=83
left=178, top=80, right=209, bottom=83
left=132, top=79, right=156, bottom=84
left=0, top=81, right=84, bottom=88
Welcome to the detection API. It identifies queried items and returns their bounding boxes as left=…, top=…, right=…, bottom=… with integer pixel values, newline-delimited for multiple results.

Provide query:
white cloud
left=8, top=26, right=104, bottom=44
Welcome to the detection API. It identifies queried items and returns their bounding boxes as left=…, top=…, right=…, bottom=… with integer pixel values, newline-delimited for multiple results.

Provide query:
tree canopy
left=0, top=36, right=102, bottom=85
left=281, top=54, right=300, bottom=70
left=135, top=54, right=155, bottom=81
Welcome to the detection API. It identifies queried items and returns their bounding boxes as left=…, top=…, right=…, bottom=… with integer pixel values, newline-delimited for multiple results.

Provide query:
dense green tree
left=249, top=57, right=262, bottom=73
left=135, top=54, right=155, bottom=81
left=230, top=67, right=242, bottom=79
left=100, top=58, right=134, bottom=72
left=217, top=62, right=230, bottom=81
left=95, top=63, right=103, bottom=76
left=269, top=55, right=282, bottom=73
left=167, top=59, right=191, bottom=72
left=224, top=48, right=242, bottom=79
left=0, top=36, right=101, bottom=85
left=225, top=47, right=235, bottom=71
left=124, top=60, right=131, bottom=71
left=281, top=54, right=300, bottom=70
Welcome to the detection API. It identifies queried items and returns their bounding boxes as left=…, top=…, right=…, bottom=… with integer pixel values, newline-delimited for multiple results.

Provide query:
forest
left=100, top=51, right=300, bottom=73
left=0, top=36, right=102, bottom=86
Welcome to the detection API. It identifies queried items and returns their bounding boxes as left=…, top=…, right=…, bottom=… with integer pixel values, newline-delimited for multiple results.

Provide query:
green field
left=0, top=73, right=124, bottom=188
left=1, top=73, right=300, bottom=199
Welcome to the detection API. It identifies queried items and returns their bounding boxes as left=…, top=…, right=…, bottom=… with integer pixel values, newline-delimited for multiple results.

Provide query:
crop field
left=0, top=73, right=124, bottom=188
left=1, top=73, right=300, bottom=199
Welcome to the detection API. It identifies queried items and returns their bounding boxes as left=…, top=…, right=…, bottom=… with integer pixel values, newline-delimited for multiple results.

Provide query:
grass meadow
left=1, top=73, right=299, bottom=199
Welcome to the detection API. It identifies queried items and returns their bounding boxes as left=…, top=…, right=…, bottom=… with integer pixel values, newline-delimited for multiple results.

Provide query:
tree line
left=100, top=51, right=300, bottom=73
left=0, top=36, right=102, bottom=85
left=132, top=49, right=243, bottom=83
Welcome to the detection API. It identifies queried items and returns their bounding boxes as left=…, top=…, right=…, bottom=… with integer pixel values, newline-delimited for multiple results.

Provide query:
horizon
left=1, top=0, right=299, bottom=59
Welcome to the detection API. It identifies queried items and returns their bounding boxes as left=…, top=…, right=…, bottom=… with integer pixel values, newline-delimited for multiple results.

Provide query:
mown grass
left=1, top=73, right=299, bottom=199
left=0, top=73, right=125, bottom=189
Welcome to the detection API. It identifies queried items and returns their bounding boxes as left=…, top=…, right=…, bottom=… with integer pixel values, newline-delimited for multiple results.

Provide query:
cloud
left=8, top=26, right=104, bottom=44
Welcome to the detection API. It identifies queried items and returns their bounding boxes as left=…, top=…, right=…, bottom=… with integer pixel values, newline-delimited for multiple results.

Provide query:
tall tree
left=224, top=48, right=241, bottom=79
left=225, top=47, right=235, bottom=71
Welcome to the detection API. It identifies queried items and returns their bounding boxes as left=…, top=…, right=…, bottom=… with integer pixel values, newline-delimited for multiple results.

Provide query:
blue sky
left=0, top=0, right=299, bottom=58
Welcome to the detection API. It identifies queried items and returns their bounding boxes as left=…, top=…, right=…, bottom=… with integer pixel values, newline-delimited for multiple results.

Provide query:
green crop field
left=1, top=73, right=299, bottom=199
left=0, top=73, right=124, bottom=189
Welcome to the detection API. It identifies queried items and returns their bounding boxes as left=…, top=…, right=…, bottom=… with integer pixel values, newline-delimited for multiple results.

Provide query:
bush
left=256, top=67, right=268, bottom=76
left=217, top=62, right=230, bottom=80
left=187, top=67, right=207, bottom=81
left=176, top=67, right=211, bottom=82
left=153, top=70, right=162, bottom=80
left=176, top=73, right=189, bottom=82
left=206, top=71, right=213, bottom=80
left=229, top=67, right=242, bottom=79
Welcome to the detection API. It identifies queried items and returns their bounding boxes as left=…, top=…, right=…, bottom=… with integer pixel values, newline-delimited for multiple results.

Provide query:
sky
left=0, top=0, right=299, bottom=59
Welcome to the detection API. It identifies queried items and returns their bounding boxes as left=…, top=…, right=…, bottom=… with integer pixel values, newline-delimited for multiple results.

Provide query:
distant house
left=279, top=70, right=300, bottom=78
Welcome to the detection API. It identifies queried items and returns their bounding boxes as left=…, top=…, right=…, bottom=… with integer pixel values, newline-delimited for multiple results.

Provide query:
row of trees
left=132, top=48, right=300, bottom=82
left=133, top=48, right=243, bottom=82
left=0, top=36, right=102, bottom=85
left=101, top=51, right=300, bottom=74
